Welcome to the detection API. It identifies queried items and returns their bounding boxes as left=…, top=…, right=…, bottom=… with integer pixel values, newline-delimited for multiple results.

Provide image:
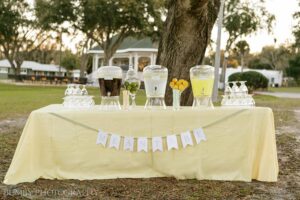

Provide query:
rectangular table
left=4, top=105, right=278, bottom=184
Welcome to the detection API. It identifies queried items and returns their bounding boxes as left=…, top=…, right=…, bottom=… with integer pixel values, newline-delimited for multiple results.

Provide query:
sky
left=28, top=0, right=299, bottom=53
left=211, top=0, right=299, bottom=53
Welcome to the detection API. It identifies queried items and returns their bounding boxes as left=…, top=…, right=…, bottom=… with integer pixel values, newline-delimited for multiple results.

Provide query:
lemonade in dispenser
left=190, top=65, right=215, bottom=108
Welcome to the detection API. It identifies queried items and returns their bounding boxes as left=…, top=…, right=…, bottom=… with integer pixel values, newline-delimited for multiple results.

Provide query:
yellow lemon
left=183, top=81, right=189, bottom=88
left=179, top=84, right=185, bottom=91
left=169, top=82, right=175, bottom=88
left=178, top=79, right=184, bottom=85
left=172, top=78, right=178, bottom=83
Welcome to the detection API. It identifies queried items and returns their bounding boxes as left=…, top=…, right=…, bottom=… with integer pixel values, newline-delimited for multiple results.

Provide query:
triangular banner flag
left=193, top=128, right=206, bottom=144
left=109, top=134, right=121, bottom=150
left=123, top=136, right=134, bottom=152
left=152, top=136, right=163, bottom=152
left=96, top=130, right=108, bottom=146
left=180, top=131, right=193, bottom=148
left=167, top=135, right=178, bottom=150
left=137, top=137, right=148, bottom=152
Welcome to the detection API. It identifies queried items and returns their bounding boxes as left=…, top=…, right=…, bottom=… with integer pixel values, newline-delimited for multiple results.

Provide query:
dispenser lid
left=190, top=65, right=214, bottom=78
left=143, top=65, right=168, bottom=74
left=125, top=66, right=139, bottom=80
left=97, top=66, right=122, bottom=79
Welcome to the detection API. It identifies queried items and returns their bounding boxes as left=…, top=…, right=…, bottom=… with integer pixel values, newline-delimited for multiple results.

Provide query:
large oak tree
left=157, top=0, right=220, bottom=106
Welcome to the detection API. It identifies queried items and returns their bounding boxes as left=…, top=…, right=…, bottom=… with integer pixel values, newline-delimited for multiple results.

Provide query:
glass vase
left=172, top=89, right=181, bottom=110
left=123, top=90, right=130, bottom=110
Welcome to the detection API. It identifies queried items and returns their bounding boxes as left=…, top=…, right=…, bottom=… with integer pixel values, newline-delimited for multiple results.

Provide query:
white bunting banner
left=137, top=137, right=148, bottom=152
left=109, top=134, right=121, bottom=150
left=96, top=130, right=108, bottom=146
left=167, top=135, right=179, bottom=150
left=180, top=131, right=193, bottom=148
left=96, top=127, right=206, bottom=153
left=123, top=136, right=134, bottom=152
left=152, top=137, right=163, bottom=152
left=193, top=128, right=206, bottom=144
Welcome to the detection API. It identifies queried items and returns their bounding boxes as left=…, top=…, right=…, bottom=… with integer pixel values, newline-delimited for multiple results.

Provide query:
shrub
left=228, top=71, right=269, bottom=92
left=286, top=54, right=300, bottom=85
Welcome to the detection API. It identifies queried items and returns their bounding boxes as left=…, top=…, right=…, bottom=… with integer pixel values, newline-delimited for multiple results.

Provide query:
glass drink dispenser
left=190, top=65, right=215, bottom=108
left=97, top=66, right=122, bottom=110
left=143, top=65, right=168, bottom=109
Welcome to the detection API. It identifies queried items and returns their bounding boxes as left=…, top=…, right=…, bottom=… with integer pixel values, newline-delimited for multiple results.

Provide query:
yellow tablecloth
left=4, top=105, right=278, bottom=184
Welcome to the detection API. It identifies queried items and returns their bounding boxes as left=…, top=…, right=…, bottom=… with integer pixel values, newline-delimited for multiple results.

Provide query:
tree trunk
left=241, top=55, right=244, bottom=72
left=15, top=57, right=24, bottom=82
left=6, top=58, right=21, bottom=82
left=156, top=0, right=220, bottom=106
left=103, top=51, right=112, bottom=66
left=14, top=65, right=22, bottom=82
left=80, top=54, right=88, bottom=78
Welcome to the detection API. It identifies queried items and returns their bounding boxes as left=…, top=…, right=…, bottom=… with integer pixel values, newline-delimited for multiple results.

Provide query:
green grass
left=0, top=83, right=148, bottom=120
left=268, top=87, right=300, bottom=93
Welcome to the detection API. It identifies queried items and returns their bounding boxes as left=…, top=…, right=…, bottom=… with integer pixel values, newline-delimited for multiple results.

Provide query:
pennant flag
left=123, top=136, right=134, bottom=152
left=152, top=136, right=163, bottom=152
left=109, top=134, right=121, bottom=149
left=96, top=130, right=108, bottom=146
left=193, top=128, right=206, bottom=144
left=180, top=131, right=193, bottom=148
left=167, top=135, right=178, bottom=150
left=137, top=137, right=148, bottom=152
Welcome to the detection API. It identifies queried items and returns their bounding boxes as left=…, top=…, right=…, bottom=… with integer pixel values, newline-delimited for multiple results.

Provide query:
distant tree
left=286, top=54, right=300, bottom=84
left=75, top=38, right=94, bottom=78
left=293, top=0, right=300, bottom=49
left=227, top=58, right=239, bottom=68
left=223, top=0, right=275, bottom=51
left=248, top=57, right=272, bottom=70
left=219, top=0, right=275, bottom=86
left=259, top=45, right=291, bottom=71
left=61, top=51, right=79, bottom=71
left=0, top=0, right=51, bottom=80
left=36, top=0, right=163, bottom=67
left=233, top=40, right=250, bottom=72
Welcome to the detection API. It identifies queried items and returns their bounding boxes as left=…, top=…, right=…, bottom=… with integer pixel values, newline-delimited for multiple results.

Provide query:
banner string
left=49, top=108, right=248, bottom=139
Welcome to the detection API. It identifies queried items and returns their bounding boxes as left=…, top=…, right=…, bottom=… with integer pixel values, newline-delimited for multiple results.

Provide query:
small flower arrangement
left=169, top=78, right=189, bottom=92
left=124, top=81, right=139, bottom=94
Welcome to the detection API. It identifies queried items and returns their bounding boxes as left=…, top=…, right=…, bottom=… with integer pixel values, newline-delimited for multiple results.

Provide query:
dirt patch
left=0, top=117, right=27, bottom=134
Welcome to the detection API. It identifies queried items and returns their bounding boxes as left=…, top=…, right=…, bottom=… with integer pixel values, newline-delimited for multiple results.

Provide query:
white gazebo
left=88, top=37, right=158, bottom=83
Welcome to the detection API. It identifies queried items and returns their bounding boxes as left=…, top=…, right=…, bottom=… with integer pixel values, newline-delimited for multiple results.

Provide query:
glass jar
left=97, top=66, right=122, bottom=110
left=190, top=65, right=214, bottom=108
left=125, top=66, right=140, bottom=108
left=143, top=65, right=168, bottom=109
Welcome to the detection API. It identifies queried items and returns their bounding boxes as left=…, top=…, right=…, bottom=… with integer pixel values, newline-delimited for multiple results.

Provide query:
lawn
left=0, top=83, right=300, bottom=199
left=0, top=83, right=146, bottom=120
left=268, top=86, right=300, bottom=93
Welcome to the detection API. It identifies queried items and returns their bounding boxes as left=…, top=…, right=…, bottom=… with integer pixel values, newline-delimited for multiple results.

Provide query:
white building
left=88, top=37, right=158, bottom=83
left=0, top=59, right=87, bottom=80
left=0, top=59, right=67, bottom=79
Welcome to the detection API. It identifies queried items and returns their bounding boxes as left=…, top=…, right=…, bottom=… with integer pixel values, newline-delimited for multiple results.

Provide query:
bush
left=228, top=71, right=269, bottom=92
left=286, top=54, right=300, bottom=85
